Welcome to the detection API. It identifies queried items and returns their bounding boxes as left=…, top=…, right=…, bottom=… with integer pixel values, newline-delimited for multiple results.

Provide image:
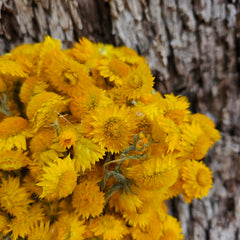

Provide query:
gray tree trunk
left=0, top=0, right=239, bottom=239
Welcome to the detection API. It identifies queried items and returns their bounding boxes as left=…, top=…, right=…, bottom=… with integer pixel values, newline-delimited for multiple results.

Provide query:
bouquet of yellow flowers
left=0, top=36, right=220, bottom=240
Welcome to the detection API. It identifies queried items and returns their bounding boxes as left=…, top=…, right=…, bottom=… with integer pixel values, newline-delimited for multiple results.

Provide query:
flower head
left=53, top=212, right=86, bottom=240
left=0, top=177, right=32, bottom=217
left=181, top=160, right=213, bottom=201
left=0, top=116, right=29, bottom=151
left=37, top=155, right=78, bottom=200
left=26, top=91, right=68, bottom=131
left=159, top=215, right=183, bottom=240
left=90, top=214, right=129, bottom=240
left=72, top=180, right=105, bottom=219
left=98, top=58, right=130, bottom=86
left=85, top=105, right=136, bottom=153
left=0, top=150, right=29, bottom=171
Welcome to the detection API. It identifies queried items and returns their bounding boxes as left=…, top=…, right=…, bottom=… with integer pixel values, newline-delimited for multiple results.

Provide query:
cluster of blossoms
left=0, top=36, right=220, bottom=240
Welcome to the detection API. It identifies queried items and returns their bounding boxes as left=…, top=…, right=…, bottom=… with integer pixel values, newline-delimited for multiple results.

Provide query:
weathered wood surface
left=0, top=0, right=239, bottom=239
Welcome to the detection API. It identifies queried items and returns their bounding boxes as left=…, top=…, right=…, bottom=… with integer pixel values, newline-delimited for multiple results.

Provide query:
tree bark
left=0, top=0, right=239, bottom=239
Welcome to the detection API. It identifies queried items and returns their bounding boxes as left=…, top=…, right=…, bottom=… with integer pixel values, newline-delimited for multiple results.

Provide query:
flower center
left=128, top=74, right=143, bottom=89
left=104, top=117, right=125, bottom=139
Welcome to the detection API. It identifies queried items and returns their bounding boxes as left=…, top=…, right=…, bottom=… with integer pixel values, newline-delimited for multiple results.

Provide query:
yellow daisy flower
left=98, top=58, right=130, bottom=86
left=0, top=116, right=29, bottom=151
left=9, top=43, right=36, bottom=73
left=123, top=200, right=155, bottom=228
left=90, top=214, right=129, bottom=240
left=178, top=121, right=214, bottom=160
left=71, top=37, right=102, bottom=64
left=113, top=46, right=143, bottom=64
left=29, top=128, right=56, bottom=154
left=120, top=61, right=154, bottom=100
left=181, top=160, right=213, bottom=200
left=190, top=113, right=221, bottom=143
left=58, top=125, right=78, bottom=149
left=37, top=155, right=78, bottom=200
left=73, top=137, right=105, bottom=172
left=159, top=215, right=184, bottom=240
left=130, top=213, right=164, bottom=240
left=0, top=150, right=29, bottom=171
left=26, top=91, right=68, bottom=131
left=109, top=189, right=143, bottom=213
left=19, top=75, right=48, bottom=104
left=126, top=154, right=178, bottom=190
left=9, top=203, right=45, bottom=240
left=154, top=115, right=182, bottom=152
left=158, top=93, right=191, bottom=125
left=86, top=105, right=136, bottom=153
left=0, top=59, right=27, bottom=81
left=28, top=221, right=55, bottom=240
left=69, top=87, right=112, bottom=119
left=72, top=180, right=105, bottom=219
left=45, top=50, right=95, bottom=95
left=53, top=212, right=86, bottom=240
left=0, top=177, right=32, bottom=217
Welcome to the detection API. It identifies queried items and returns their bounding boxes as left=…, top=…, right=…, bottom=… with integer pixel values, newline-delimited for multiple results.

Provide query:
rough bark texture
left=0, top=0, right=239, bottom=239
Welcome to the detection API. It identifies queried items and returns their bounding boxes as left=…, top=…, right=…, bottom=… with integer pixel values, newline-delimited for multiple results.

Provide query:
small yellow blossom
left=159, top=215, right=184, bottom=240
left=72, top=180, right=105, bottom=218
left=90, top=214, right=129, bottom=240
left=0, top=150, right=29, bottom=171
left=53, top=212, right=86, bottom=240
left=38, top=155, right=78, bottom=200
left=0, top=177, right=32, bottom=217
left=181, top=160, right=213, bottom=201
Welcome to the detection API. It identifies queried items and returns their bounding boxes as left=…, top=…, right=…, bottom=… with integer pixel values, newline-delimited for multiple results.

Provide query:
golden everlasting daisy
left=58, top=125, right=78, bottom=149
left=159, top=93, right=191, bottom=126
left=98, top=58, right=130, bottom=86
left=28, top=221, right=55, bottom=240
left=0, top=116, right=29, bottom=151
left=109, top=189, right=143, bottom=213
left=90, top=214, right=129, bottom=240
left=126, top=154, right=178, bottom=190
left=73, top=137, right=105, bottom=172
left=0, top=59, right=27, bottom=81
left=29, top=128, right=56, bottom=154
left=45, top=50, right=94, bottom=95
left=54, top=212, right=86, bottom=240
left=69, top=88, right=112, bottom=119
left=190, top=113, right=221, bottom=143
left=86, top=105, right=136, bottom=153
left=0, top=150, right=29, bottom=171
left=181, top=160, right=213, bottom=201
left=19, top=76, right=48, bottom=104
left=130, top=213, right=164, bottom=240
left=123, top=200, right=155, bottom=228
left=178, top=121, right=214, bottom=160
left=26, top=91, right=68, bottom=131
left=72, top=180, right=105, bottom=219
left=9, top=203, right=45, bottom=240
left=159, top=215, right=184, bottom=240
left=71, top=37, right=102, bottom=64
left=0, top=177, right=32, bottom=217
left=37, top=155, right=78, bottom=200
left=120, top=61, right=154, bottom=100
